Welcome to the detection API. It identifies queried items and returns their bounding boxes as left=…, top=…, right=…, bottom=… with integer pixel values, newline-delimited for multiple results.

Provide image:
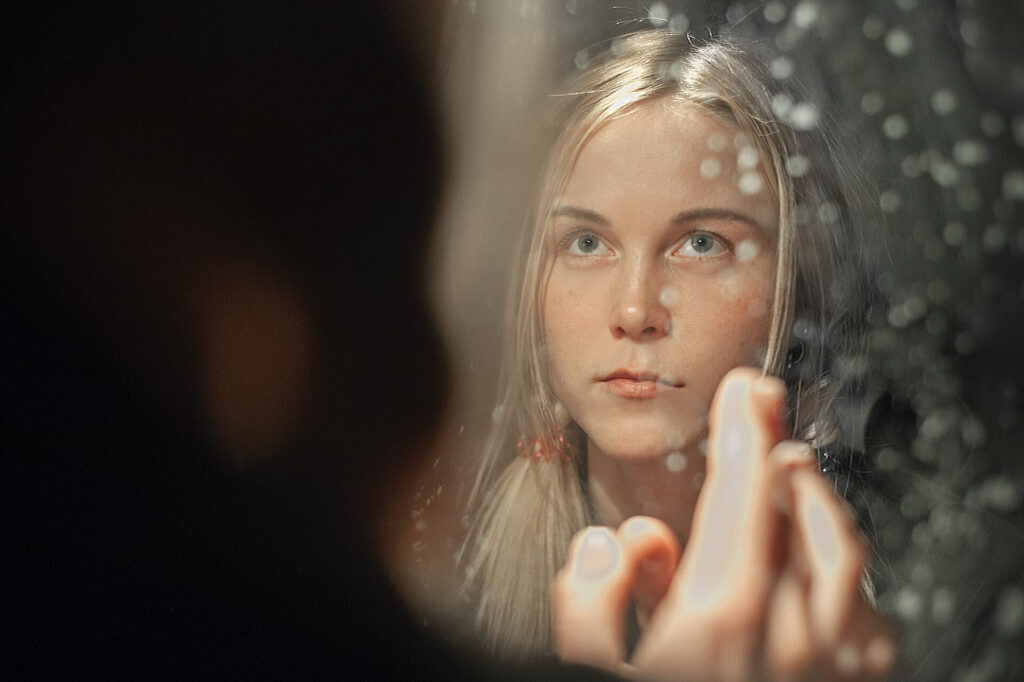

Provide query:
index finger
left=678, top=367, right=787, bottom=614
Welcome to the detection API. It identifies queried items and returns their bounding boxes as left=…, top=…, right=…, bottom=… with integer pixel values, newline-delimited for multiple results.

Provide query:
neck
left=586, top=440, right=705, bottom=545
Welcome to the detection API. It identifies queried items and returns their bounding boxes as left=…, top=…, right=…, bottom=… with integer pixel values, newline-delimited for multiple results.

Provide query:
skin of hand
left=552, top=367, right=896, bottom=681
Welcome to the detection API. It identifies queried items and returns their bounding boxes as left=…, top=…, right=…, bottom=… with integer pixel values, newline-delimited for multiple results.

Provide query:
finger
left=679, top=368, right=787, bottom=616
left=553, top=526, right=630, bottom=669
left=791, top=469, right=867, bottom=652
left=616, top=516, right=681, bottom=626
left=763, top=566, right=814, bottom=681
left=759, top=442, right=818, bottom=680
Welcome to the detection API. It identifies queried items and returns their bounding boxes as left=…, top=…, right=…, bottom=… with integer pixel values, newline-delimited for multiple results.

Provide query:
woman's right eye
left=566, top=233, right=610, bottom=256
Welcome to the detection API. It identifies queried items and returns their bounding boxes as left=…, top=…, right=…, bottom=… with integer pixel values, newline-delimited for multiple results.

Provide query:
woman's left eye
left=674, top=232, right=728, bottom=258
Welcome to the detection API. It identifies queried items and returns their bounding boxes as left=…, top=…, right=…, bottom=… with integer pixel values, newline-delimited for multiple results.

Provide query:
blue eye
left=676, top=232, right=727, bottom=258
left=568, top=233, right=610, bottom=256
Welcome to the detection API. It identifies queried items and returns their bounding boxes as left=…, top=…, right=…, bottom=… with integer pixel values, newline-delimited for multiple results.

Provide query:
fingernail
left=772, top=440, right=814, bottom=468
left=718, top=377, right=752, bottom=466
left=622, top=516, right=654, bottom=538
left=574, top=528, right=619, bottom=580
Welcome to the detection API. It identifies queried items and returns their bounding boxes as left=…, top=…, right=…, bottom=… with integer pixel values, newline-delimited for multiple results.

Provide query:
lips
left=598, top=369, right=684, bottom=399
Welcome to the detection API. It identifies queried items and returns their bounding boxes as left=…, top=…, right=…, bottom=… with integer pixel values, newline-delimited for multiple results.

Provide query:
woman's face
left=542, top=101, right=778, bottom=461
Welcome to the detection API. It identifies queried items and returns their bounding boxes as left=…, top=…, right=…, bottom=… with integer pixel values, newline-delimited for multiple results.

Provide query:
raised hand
left=553, top=368, right=895, bottom=680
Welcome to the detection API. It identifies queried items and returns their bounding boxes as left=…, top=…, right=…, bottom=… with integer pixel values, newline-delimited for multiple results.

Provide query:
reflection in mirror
left=384, top=2, right=1024, bottom=679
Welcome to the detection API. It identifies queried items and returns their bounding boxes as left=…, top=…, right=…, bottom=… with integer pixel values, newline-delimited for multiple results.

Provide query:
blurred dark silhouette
left=2, top=3, right=611, bottom=678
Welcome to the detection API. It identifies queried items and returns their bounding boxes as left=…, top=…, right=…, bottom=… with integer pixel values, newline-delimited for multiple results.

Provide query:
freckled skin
left=542, top=102, right=778, bottom=464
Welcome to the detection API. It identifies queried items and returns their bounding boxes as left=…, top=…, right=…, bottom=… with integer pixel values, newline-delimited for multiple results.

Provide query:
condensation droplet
left=835, top=644, right=861, bottom=676
left=861, top=91, right=885, bottom=115
left=739, top=172, right=763, bottom=195
left=706, top=131, right=727, bottom=151
left=993, top=587, right=1024, bottom=637
left=1002, top=169, right=1024, bottom=200
left=930, top=88, right=958, bottom=115
left=700, top=157, right=721, bottom=179
left=647, top=2, right=669, bottom=26
left=791, top=1, right=819, bottom=29
left=747, top=297, right=767, bottom=318
left=771, top=92, right=794, bottom=119
left=954, top=137, right=987, bottom=164
left=863, top=15, right=886, bottom=40
left=883, top=114, right=910, bottom=140
left=763, top=1, right=786, bottom=24
left=895, top=587, right=924, bottom=622
left=659, top=287, right=679, bottom=307
left=770, top=56, right=794, bottom=80
left=698, top=438, right=708, bottom=456
left=884, top=27, right=914, bottom=57
left=879, top=190, right=903, bottom=214
left=788, top=101, right=820, bottom=130
left=943, top=222, right=966, bottom=247
left=983, top=224, right=1006, bottom=253
left=980, top=111, right=1005, bottom=137
left=735, top=239, right=759, bottom=262
left=786, top=154, right=810, bottom=177
left=931, top=587, right=956, bottom=625
left=737, top=146, right=759, bottom=169
left=574, top=49, right=589, bottom=70
left=667, top=13, right=689, bottom=34
left=818, top=201, right=840, bottom=224
left=665, top=451, right=687, bottom=472
left=1013, top=115, right=1024, bottom=148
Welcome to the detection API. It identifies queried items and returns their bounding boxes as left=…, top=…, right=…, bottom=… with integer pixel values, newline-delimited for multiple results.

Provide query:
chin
left=583, top=413, right=708, bottom=462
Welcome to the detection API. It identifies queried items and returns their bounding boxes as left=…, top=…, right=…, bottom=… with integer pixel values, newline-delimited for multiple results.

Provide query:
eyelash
left=556, top=229, right=733, bottom=259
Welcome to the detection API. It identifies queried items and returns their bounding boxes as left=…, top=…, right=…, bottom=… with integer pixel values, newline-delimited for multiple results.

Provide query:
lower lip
left=603, top=379, right=665, bottom=399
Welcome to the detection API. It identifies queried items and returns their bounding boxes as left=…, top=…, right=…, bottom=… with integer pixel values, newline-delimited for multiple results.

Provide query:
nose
left=609, top=260, right=670, bottom=340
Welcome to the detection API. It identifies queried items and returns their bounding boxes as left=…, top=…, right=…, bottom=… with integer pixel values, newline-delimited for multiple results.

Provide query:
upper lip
left=599, top=369, right=683, bottom=387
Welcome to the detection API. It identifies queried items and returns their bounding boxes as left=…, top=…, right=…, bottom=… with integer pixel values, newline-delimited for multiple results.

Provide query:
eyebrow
left=551, top=205, right=767, bottom=232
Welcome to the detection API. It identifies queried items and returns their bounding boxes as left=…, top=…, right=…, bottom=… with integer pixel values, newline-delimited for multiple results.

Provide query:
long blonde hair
left=461, top=29, right=872, bottom=658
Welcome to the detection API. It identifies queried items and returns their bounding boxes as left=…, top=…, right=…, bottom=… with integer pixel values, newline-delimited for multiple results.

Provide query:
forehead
left=560, top=101, right=779, bottom=232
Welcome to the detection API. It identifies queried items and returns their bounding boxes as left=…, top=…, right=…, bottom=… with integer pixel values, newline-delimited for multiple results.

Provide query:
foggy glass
left=395, top=2, right=1024, bottom=679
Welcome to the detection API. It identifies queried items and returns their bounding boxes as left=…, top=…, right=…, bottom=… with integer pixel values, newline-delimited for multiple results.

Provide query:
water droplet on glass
left=818, top=201, right=840, bottom=224
left=737, top=146, right=759, bottom=169
left=763, top=1, right=786, bottom=24
left=862, top=15, right=886, bottom=40
left=788, top=101, right=820, bottom=130
left=791, top=1, right=819, bottom=29
left=884, top=27, right=914, bottom=57
left=770, top=56, right=794, bottom=80
left=700, top=157, right=721, bottom=179
left=667, top=13, right=689, bottom=35
left=930, top=88, right=958, bottom=116
left=659, top=287, right=679, bottom=307
left=861, top=91, right=885, bottom=115
left=706, top=131, right=728, bottom=152
left=665, top=451, right=687, bottom=473
left=883, top=114, right=910, bottom=140
left=574, top=49, right=589, bottom=70
left=980, top=111, right=1005, bottom=137
left=1002, top=169, right=1024, bottom=200
left=735, top=239, right=759, bottom=262
left=993, top=587, right=1024, bottom=637
left=747, top=297, right=767, bottom=318
left=647, top=2, right=669, bottom=26
left=785, top=154, right=810, bottom=177
left=880, top=190, right=903, bottom=214
left=739, top=172, right=763, bottom=195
